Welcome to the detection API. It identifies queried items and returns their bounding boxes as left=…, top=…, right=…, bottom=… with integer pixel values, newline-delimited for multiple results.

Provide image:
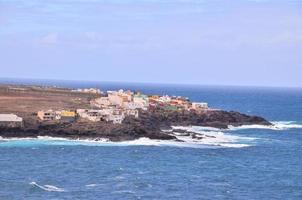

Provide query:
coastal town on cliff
left=1, top=87, right=210, bottom=126
left=0, top=85, right=271, bottom=142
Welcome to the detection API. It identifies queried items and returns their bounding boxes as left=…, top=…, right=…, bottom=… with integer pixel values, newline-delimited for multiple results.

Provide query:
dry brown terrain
left=0, top=84, right=99, bottom=122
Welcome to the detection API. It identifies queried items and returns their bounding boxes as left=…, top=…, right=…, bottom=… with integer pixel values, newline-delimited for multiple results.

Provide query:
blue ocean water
left=0, top=79, right=302, bottom=199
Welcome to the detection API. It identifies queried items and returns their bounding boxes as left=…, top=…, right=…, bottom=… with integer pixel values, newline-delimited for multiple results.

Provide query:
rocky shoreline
left=0, top=108, right=272, bottom=142
left=0, top=84, right=272, bottom=142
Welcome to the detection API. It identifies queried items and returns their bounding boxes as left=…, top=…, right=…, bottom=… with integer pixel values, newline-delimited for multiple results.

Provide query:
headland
left=0, top=84, right=271, bottom=142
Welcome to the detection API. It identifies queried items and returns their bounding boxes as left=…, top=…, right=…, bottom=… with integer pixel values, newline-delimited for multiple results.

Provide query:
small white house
left=106, top=114, right=124, bottom=124
left=0, top=114, right=23, bottom=127
left=192, top=102, right=208, bottom=110
left=77, top=109, right=103, bottom=122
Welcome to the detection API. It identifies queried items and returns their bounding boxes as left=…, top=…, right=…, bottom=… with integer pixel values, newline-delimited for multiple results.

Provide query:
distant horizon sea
left=0, top=78, right=302, bottom=199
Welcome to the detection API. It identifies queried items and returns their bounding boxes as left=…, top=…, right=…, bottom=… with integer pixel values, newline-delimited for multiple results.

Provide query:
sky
left=0, top=0, right=302, bottom=87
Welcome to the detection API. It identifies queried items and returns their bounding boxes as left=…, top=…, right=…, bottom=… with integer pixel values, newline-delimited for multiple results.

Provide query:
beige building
left=94, top=97, right=111, bottom=107
left=133, top=94, right=149, bottom=110
left=37, top=110, right=56, bottom=121
left=108, top=90, right=133, bottom=107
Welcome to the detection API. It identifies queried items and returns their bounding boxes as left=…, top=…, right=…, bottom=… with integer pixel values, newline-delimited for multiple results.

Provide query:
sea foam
left=228, top=121, right=302, bottom=131
left=171, top=126, right=255, bottom=148
left=0, top=124, right=265, bottom=149
left=0, top=135, right=250, bottom=149
left=30, top=182, right=65, bottom=192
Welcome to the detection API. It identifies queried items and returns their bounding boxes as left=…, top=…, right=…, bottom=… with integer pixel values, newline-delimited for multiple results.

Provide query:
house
left=94, top=97, right=111, bottom=107
left=133, top=93, right=149, bottom=110
left=108, top=90, right=133, bottom=107
left=125, top=109, right=139, bottom=118
left=0, top=114, right=23, bottom=128
left=79, top=107, right=125, bottom=124
left=77, top=109, right=108, bottom=122
left=73, top=88, right=102, bottom=94
left=123, top=102, right=144, bottom=110
left=106, top=114, right=124, bottom=124
left=192, top=102, right=208, bottom=110
left=58, top=110, right=76, bottom=123
left=158, top=95, right=171, bottom=103
left=37, top=110, right=56, bottom=121
left=108, top=91, right=124, bottom=106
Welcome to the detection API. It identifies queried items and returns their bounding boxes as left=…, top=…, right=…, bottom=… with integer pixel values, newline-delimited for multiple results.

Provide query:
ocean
left=0, top=79, right=302, bottom=199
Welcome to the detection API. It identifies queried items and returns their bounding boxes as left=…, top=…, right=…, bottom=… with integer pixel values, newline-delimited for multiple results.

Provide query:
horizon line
left=0, top=76, right=301, bottom=90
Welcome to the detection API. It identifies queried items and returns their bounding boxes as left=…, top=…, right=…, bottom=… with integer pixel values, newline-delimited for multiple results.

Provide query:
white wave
left=169, top=126, right=256, bottom=148
left=0, top=137, right=39, bottom=141
left=30, top=182, right=65, bottom=192
left=1, top=136, right=250, bottom=149
left=0, top=125, right=256, bottom=149
left=272, top=121, right=302, bottom=130
left=172, top=125, right=220, bottom=132
left=228, top=121, right=302, bottom=131
left=120, top=136, right=251, bottom=148
left=86, top=184, right=98, bottom=188
left=37, top=136, right=70, bottom=141
left=220, top=143, right=250, bottom=148
left=228, top=124, right=276, bottom=130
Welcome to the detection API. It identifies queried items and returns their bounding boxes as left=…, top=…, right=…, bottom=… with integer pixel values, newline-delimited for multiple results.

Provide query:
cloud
left=38, top=33, right=59, bottom=45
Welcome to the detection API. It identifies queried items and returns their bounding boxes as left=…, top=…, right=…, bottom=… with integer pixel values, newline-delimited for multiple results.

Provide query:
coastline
left=2, top=121, right=301, bottom=149
left=0, top=84, right=272, bottom=142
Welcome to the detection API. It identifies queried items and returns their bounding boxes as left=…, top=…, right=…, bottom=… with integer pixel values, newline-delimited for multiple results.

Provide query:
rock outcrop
left=0, top=108, right=271, bottom=142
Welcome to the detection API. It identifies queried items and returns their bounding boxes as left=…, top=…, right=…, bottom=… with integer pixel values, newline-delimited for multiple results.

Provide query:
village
left=0, top=88, right=209, bottom=128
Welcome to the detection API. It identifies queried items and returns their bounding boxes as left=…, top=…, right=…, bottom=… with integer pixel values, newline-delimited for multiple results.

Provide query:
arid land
left=0, top=84, right=272, bottom=142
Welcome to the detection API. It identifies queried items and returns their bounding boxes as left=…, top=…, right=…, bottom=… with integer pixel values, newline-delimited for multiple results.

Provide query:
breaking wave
left=86, top=184, right=99, bottom=188
left=0, top=133, right=252, bottom=149
left=30, top=182, right=65, bottom=192
left=6, top=122, right=300, bottom=149
left=228, top=121, right=302, bottom=131
left=171, top=126, right=256, bottom=148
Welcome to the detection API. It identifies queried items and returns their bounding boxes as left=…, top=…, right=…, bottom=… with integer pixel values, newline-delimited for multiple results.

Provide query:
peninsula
left=0, top=84, right=271, bottom=142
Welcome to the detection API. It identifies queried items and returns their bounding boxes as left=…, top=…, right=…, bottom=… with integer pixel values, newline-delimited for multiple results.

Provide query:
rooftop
left=0, top=114, right=23, bottom=122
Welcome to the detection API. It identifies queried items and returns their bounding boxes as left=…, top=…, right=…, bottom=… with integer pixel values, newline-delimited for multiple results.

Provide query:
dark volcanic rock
left=0, top=108, right=271, bottom=141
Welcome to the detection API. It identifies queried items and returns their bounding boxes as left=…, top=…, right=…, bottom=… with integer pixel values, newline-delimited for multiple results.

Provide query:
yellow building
left=60, top=110, right=76, bottom=117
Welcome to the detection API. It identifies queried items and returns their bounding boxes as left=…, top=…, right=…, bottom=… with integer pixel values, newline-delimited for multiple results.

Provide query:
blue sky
left=0, top=0, right=302, bottom=87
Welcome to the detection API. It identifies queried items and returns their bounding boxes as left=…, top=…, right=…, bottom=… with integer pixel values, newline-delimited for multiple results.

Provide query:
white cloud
left=38, top=33, right=59, bottom=45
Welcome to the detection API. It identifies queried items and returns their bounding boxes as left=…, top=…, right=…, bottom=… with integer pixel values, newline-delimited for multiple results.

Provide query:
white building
left=77, top=109, right=104, bottom=122
left=123, top=102, right=144, bottom=110
left=77, top=109, right=126, bottom=123
left=158, top=95, right=171, bottom=103
left=192, top=102, right=208, bottom=110
left=106, top=114, right=124, bottom=124
left=125, top=109, right=139, bottom=118
left=73, top=88, right=102, bottom=94
left=0, top=114, right=23, bottom=127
